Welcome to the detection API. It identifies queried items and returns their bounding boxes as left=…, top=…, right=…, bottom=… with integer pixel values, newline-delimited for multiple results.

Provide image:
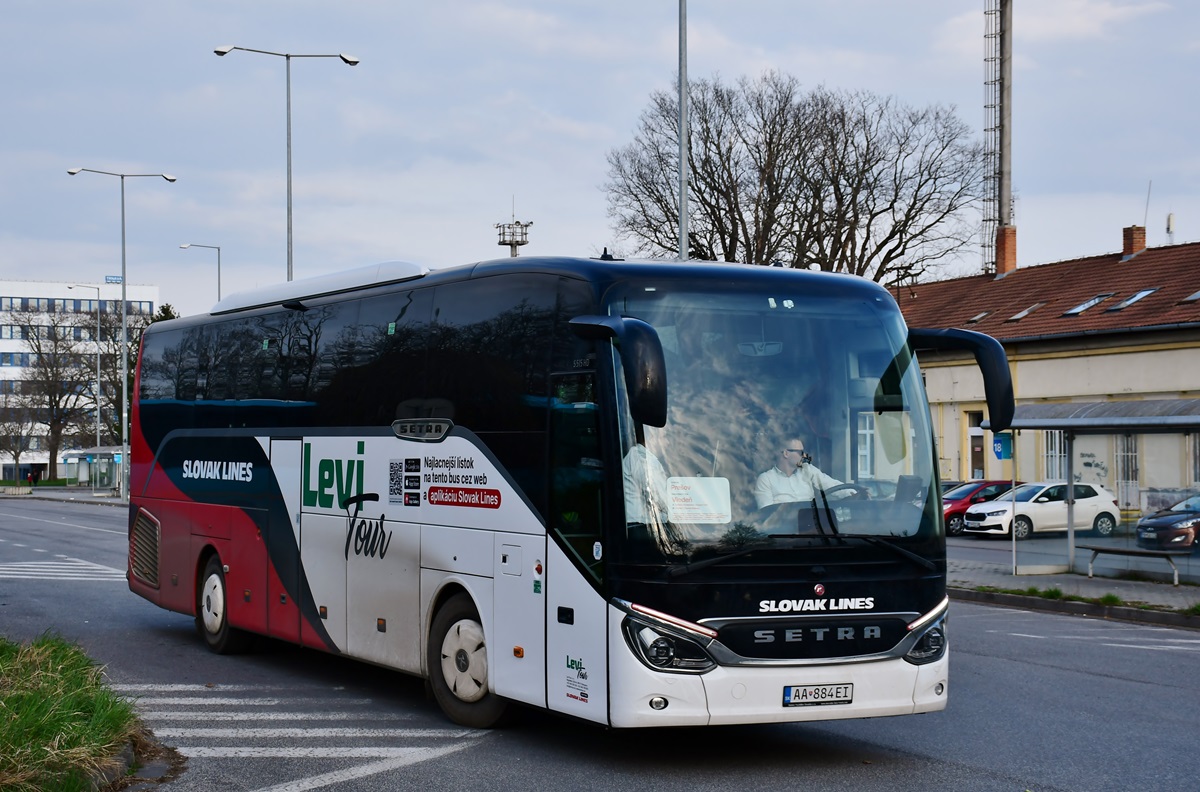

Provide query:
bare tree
left=792, top=87, right=986, bottom=282
left=0, top=389, right=37, bottom=480
left=96, top=303, right=180, bottom=444
left=605, top=73, right=986, bottom=283
left=9, top=311, right=93, bottom=479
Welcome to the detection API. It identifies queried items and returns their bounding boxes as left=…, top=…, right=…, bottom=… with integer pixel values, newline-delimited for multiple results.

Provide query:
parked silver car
left=962, top=481, right=1119, bottom=540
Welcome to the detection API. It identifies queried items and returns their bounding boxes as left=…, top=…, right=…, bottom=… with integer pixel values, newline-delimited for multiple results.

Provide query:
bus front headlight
left=904, top=617, right=947, bottom=665
left=622, top=617, right=716, bottom=674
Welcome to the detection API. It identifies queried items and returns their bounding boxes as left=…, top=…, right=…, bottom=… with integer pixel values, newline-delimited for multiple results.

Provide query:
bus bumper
left=608, top=616, right=947, bottom=727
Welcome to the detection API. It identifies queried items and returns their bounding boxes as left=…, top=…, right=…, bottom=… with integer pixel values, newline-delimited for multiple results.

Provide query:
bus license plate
left=783, top=683, right=853, bottom=707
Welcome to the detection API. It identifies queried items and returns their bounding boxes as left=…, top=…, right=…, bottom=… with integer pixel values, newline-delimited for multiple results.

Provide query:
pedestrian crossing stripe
left=0, top=558, right=125, bottom=581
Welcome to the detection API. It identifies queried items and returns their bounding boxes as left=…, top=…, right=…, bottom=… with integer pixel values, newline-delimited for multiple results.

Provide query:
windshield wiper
left=835, top=535, right=936, bottom=571
left=664, top=548, right=758, bottom=578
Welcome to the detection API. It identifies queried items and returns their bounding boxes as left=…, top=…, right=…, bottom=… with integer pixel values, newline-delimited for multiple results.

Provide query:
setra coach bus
left=127, top=256, right=1013, bottom=728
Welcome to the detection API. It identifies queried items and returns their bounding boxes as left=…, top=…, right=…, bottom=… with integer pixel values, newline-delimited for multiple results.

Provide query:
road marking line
left=246, top=745, right=475, bottom=792
left=0, top=510, right=123, bottom=535
left=155, top=727, right=476, bottom=738
left=0, top=558, right=125, bottom=581
left=115, top=684, right=283, bottom=692
left=139, top=711, right=412, bottom=722
left=1100, top=643, right=1200, bottom=652
left=179, top=746, right=477, bottom=759
left=135, top=697, right=283, bottom=706
left=138, top=710, right=412, bottom=724
left=1009, top=633, right=1046, bottom=639
left=133, top=696, right=377, bottom=707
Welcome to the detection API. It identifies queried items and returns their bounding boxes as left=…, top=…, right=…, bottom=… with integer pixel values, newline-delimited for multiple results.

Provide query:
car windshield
left=1000, top=484, right=1046, bottom=503
left=605, top=280, right=939, bottom=567
left=944, top=483, right=984, bottom=500
left=1168, top=494, right=1200, bottom=512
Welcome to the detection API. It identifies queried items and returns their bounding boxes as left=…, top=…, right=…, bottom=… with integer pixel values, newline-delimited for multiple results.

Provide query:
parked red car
left=943, top=480, right=1020, bottom=536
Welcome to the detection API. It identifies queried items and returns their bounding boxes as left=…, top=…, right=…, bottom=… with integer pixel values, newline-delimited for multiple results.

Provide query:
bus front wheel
left=427, top=593, right=508, bottom=728
left=196, top=555, right=253, bottom=654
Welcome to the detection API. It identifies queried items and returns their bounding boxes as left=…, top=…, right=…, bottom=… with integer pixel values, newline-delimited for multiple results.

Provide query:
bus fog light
left=935, top=683, right=945, bottom=696
left=649, top=696, right=669, bottom=710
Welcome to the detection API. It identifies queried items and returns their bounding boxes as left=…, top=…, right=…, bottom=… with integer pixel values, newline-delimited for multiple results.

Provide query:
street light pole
left=68, top=284, right=102, bottom=494
left=214, top=45, right=359, bottom=282
left=68, top=167, right=176, bottom=500
left=180, top=243, right=222, bottom=301
left=678, top=0, right=689, bottom=262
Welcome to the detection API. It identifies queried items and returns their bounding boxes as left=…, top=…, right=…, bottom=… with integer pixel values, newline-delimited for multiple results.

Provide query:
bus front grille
left=130, top=509, right=161, bottom=588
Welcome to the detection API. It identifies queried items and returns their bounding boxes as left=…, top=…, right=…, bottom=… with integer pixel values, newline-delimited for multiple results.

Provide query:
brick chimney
left=1122, top=225, right=1146, bottom=258
left=995, top=225, right=1017, bottom=276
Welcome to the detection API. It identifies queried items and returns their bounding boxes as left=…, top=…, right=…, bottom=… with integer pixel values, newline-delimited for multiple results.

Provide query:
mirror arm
left=909, top=327, right=1014, bottom=432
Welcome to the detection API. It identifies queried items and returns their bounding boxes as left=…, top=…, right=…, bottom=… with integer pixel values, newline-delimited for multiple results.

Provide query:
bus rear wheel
left=196, top=554, right=253, bottom=654
left=427, top=593, right=508, bottom=728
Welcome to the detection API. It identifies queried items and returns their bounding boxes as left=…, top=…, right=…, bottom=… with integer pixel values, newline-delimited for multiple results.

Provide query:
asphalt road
left=1, top=499, right=1197, bottom=791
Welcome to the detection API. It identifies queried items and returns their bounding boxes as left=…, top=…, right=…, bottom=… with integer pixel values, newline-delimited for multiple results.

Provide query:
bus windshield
left=607, top=281, right=938, bottom=565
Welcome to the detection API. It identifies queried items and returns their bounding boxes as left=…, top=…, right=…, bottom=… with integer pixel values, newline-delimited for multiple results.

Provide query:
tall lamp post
left=180, top=243, right=222, bottom=301
left=68, top=283, right=102, bottom=494
left=67, top=167, right=176, bottom=499
left=214, top=45, right=359, bottom=282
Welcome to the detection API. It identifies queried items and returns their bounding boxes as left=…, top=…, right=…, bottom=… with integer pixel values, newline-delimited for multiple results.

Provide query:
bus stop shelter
left=987, top=398, right=1200, bottom=575
left=60, top=446, right=120, bottom=492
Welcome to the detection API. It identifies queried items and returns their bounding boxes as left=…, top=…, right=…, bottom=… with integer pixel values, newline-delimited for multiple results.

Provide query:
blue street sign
left=992, top=433, right=1012, bottom=460
left=105, top=275, right=123, bottom=284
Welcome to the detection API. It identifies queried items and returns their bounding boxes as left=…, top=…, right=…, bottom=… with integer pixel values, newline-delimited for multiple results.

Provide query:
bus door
left=545, top=372, right=609, bottom=723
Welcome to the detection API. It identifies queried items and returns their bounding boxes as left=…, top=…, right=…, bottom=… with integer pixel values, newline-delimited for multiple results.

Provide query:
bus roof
left=197, top=256, right=892, bottom=319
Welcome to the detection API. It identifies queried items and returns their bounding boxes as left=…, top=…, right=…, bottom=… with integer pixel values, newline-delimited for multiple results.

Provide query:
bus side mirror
left=570, top=315, right=667, bottom=427
left=908, top=327, right=1014, bottom=432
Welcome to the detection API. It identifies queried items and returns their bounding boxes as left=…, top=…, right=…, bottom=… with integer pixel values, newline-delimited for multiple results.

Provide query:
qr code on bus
left=388, top=460, right=405, bottom=504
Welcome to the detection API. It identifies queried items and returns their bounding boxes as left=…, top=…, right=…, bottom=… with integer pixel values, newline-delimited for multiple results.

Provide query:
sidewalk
left=947, top=558, right=1199, bottom=629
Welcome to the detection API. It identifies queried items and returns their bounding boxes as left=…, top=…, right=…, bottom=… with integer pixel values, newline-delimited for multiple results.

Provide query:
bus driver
left=754, top=436, right=843, bottom=509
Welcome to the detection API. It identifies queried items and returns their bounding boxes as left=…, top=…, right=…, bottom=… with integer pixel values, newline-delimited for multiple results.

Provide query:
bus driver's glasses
left=785, top=448, right=812, bottom=465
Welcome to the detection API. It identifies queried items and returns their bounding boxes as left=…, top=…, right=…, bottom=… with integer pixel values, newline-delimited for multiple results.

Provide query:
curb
left=949, top=586, right=1199, bottom=630
left=0, top=492, right=127, bottom=508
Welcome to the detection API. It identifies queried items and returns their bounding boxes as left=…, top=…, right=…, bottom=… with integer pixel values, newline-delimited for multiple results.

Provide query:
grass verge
left=0, top=633, right=139, bottom=792
left=971, top=585, right=1197, bottom=616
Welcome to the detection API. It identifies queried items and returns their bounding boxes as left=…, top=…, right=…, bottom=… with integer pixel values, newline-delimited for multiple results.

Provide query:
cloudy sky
left=2, top=0, right=1196, bottom=318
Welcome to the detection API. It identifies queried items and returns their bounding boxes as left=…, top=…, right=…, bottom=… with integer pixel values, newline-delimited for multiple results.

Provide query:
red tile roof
left=896, top=240, right=1200, bottom=342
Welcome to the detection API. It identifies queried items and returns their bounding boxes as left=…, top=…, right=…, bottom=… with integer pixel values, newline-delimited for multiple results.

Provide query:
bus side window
left=549, top=372, right=604, bottom=582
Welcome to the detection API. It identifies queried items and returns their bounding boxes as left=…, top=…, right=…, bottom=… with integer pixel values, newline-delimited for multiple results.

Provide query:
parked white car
left=962, top=481, right=1119, bottom=540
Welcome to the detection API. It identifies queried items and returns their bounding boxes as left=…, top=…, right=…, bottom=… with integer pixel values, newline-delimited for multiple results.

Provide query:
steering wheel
left=823, top=482, right=870, bottom=500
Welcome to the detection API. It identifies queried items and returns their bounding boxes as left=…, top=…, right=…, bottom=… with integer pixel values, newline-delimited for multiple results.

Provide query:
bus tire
left=195, top=554, right=253, bottom=654
left=427, top=592, right=508, bottom=728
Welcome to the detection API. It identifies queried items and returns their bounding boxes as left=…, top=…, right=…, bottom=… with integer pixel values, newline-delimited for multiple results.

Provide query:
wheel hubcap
left=440, top=618, right=488, bottom=703
left=200, top=573, right=224, bottom=634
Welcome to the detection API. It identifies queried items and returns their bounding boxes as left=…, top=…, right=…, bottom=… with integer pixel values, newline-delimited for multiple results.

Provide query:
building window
left=1044, top=430, right=1067, bottom=480
left=1190, top=434, right=1200, bottom=487
left=856, top=413, right=876, bottom=478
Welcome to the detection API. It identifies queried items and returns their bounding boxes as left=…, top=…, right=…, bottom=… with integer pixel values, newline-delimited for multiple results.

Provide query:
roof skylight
left=1006, top=302, right=1045, bottom=322
left=1106, top=288, right=1157, bottom=311
left=1063, top=293, right=1114, bottom=316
